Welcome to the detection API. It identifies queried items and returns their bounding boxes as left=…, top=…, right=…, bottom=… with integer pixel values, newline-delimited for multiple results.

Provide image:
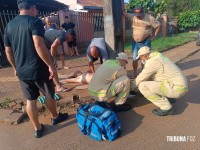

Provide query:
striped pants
left=91, top=76, right=130, bottom=105
left=138, top=81, right=188, bottom=110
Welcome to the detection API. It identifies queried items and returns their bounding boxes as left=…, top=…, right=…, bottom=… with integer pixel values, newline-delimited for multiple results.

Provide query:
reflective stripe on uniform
left=110, top=85, right=127, bottom=98
left=88, top=88, right=107, bottom=97
left=118, top=92, right=127, bottom=98
left=175, top=86, right=188, bottom=92
left=160, top=80, right=167, bottom=96
left=110, top=85, right=116, bottom=96
left=146, top=95, right=161, bottom=101
left=150, top=51, right=170, bottom=62
left=161, top=80, right=188, bottom=95
left=149, top=51, right=159, bottom=58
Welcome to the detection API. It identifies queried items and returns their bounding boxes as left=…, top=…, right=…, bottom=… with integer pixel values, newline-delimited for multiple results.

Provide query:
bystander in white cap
left=116, top=52, right=128, bottom=63
left=136, top=46, right=151, bottom=59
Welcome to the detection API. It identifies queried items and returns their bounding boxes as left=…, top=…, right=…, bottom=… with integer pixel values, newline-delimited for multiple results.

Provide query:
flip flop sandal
left=54, top=93, right=60, bottom=101
left=62, top=88, right=72, bottom=92
left=38, top=94, right=60, bottom=103
left=38, top=96, right=46, bottom=104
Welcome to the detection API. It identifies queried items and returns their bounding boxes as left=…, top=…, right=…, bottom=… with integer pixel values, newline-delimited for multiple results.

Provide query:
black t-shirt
left=44, top=29, right=66, bottom=49
left=4, top=15, right=49, bottom=80
left=61, top=22, right=75, bottom=31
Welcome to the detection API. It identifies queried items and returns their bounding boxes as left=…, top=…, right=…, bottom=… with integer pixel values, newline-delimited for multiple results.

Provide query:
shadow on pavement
left=118, top=110, right=144, bottom=138
left=117, top=96, right=146, bottom=138
left=178, top=59, right=200, bottom=70
left=185, top=79, right=200, bottom=104
left=172, top=77, right=200, bottom=115
left=42, top=114, right=77, bottom=137
left=172, top=96, right=189, bottom=115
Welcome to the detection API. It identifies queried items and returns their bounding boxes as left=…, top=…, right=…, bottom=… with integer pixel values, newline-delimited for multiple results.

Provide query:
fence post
left=121, top=0, right=126, bottom=43
left=103, top=0, right=124, bottom=59
left=162, top=14, right=168, bottom=37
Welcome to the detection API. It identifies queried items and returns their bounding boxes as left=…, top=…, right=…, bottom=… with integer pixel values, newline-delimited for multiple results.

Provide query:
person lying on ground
left=64, top=70, right=93, bottom=84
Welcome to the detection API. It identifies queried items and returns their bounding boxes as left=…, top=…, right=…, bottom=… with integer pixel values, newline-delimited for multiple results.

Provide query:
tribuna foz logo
left=166, top=136, right=195, bottom=142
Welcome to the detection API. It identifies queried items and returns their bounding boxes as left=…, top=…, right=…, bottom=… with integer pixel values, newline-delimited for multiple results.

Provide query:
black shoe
left=129, top=91, right=137, bottom=96
left=35, top=124, right=44, bottom=138
left=95, top=101, right=112, bottom=110
left=51, top=112, right=69, bottom=125
left=113, top=104, right=132, bottom=112
left=152, top=108, right=175, bottom=116
left=168, top=98, right=176, bottom=104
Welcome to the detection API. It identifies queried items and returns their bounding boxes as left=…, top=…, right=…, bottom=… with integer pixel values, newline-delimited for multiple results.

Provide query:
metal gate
left=0, top=10, right=59, bottom=67
left=68, top=11, right=104, bottom=49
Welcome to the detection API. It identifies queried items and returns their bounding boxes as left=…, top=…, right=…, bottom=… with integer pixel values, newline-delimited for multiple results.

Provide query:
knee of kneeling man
left=176, top=91, right=187, bottom=99
left=138, top=82, right=146, bottom=91
left=121, top=76, right=130, bottom=82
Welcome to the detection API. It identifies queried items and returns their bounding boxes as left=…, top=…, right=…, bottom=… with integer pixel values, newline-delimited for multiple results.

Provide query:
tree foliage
left=178, top=10, right=200, bottom=31
left=126, top=0, right=167, bottom=17
left=156, top=0, right=200, bottom=17
left=127, top=0, right=200, bottom=17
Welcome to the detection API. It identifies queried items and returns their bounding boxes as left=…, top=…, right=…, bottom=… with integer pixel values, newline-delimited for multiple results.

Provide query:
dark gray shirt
left=86, top=38, right=108, bottom=62
left=44, top=29, right=66, bottom=49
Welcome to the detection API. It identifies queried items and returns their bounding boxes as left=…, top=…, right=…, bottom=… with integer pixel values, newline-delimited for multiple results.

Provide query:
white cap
left=116, top=52, right=128, bottom=63
left=136, top=46, right=151, bottom=59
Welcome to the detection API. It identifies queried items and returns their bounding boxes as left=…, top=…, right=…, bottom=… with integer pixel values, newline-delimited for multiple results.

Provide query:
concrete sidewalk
left=0, top=41, right=199, bottom=124
left=163, top=41, right=200, bottom=63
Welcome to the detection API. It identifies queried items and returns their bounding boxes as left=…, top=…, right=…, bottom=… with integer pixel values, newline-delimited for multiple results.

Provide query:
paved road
left=0, top=43, right=200, bottom=150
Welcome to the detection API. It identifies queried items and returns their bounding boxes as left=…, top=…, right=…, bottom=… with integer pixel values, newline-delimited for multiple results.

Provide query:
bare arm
left=149, top=25, right=161, bottom=40
left=154, top=24, right=161, bottom=37
left=32, top=35, right=56, bottom=79
left=121, top=0, right=128, bottom=18
left=122, top=11, right=129, bottom=18
left=65, top=77, right=81, bottom=83
left=88, top=61, right=95, bottom=73
left=5, top=47, right=17, bottom=76
left=50, top=38, right=61, bottom=60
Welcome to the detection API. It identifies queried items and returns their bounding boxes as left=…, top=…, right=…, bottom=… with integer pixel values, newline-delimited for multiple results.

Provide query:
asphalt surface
left=0, top=42, right=200, bottom=150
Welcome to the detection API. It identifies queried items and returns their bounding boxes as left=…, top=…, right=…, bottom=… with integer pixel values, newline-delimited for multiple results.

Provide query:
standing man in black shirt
left=4, top=0, right=68, bottom=138
left=61, top=16, right=79, bottom=56
left=61, top=16, right=75, bottom=31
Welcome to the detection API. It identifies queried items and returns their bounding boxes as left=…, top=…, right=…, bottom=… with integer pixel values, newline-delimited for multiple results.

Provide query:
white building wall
left=56, top=0, right=83, bottom=10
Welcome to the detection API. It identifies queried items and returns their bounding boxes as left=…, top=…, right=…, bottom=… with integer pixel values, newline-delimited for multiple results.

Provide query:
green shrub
left=178, top=10, right=200, bottom=31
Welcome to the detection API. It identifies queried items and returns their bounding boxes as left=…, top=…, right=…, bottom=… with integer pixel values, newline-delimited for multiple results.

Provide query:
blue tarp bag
left=76, top=102, right=121, bottom=141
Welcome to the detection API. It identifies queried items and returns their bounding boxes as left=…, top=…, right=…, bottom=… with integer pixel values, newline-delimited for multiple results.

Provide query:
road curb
left=176, top=48, right=200, bottom=64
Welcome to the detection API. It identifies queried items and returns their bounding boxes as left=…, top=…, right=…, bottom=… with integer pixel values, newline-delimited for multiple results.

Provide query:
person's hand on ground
left=49, top=65, right=56, bottom=79
left=56, top=86, right=71, bottom=92
left=86, top=70, right=92, bottom=73
left=13, top=68, right=17, bottom=77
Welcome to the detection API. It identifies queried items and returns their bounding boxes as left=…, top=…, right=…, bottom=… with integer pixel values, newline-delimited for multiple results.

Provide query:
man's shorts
left=19, top=78, right=55, bottom=100
left=132, top=38, right=151, bottom=61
